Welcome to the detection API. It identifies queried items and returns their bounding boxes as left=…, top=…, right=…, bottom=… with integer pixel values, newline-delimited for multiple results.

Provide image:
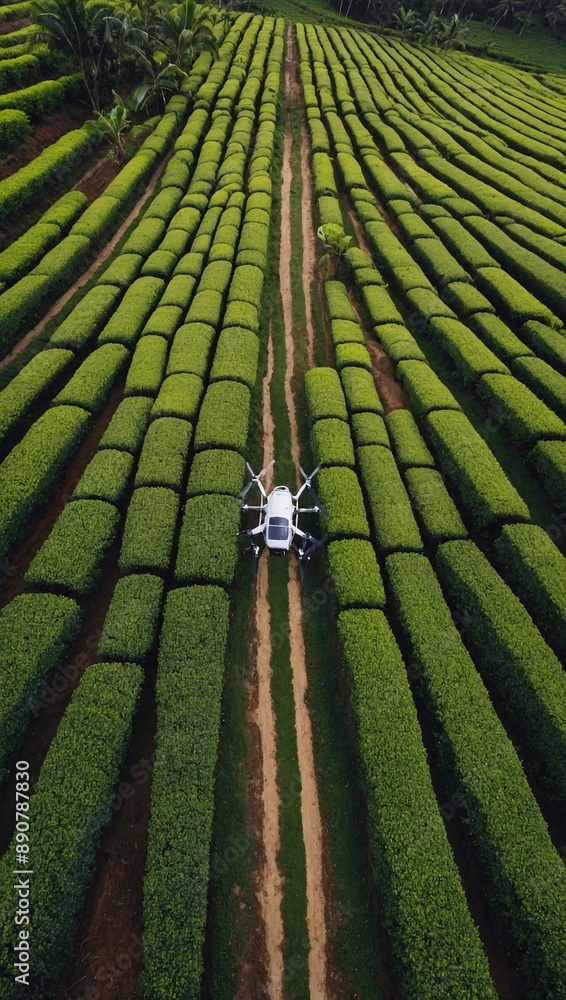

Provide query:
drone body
left=239, top=460, right=327, bottom=576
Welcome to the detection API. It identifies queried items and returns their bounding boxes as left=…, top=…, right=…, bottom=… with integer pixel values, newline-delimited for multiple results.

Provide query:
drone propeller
left=241, top=459, right=275, bottom=499
left=296, top=533, right=328, bottom=579
left=298, top=465, right=329, bottom=516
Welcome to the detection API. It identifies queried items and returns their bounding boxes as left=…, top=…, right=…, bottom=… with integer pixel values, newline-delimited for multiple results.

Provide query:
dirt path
left=281, top=24, right=329, bottom=999
left=0, top=151, right=172, bottom=373
left=247, top=323, right=284, bottom=1000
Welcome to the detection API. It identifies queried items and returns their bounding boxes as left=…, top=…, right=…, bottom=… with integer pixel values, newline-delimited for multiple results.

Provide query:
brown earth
left=0, top=105, right=93, bottom=183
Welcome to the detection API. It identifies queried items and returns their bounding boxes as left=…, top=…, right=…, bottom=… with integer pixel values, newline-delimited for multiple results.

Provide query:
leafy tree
left=392, top=4, right=420, bottom=33
left=317, top=224, right=353, bottom=277
left=29, top=0, right=129, bottom=108
left=132, top=52, right=188, bottom=111
left=437, top=12, right=469, bottom=46
left=150, top=0, right=218, bottom=72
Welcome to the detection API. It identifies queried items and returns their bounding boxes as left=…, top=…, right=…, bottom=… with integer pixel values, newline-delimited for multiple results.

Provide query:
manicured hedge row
left=0, top=73, right=82, bottom=119
left=98, top=278, right=165, bottom=349
left=327, top=539, right=385, bottom=609
left=468, top=312, right=532, bottom=366
left=0, top=662, right=143, bottom=988
left=0, top=107, right=28, bottom=151
left=357, top=444, right=424, bottom=554
left=0, top=125, right=94, bottom=228
left=513, top=357, right=566, bottom=423
left=404, top=466, right=467, bottom=544
left=49, top=284, right=122, bottom=352
left=98, top=396, right=153, bottom=455
left=325, top=280, right=357, bottom=322
left=0, top=193, right=88, bottom=288
left=175, top=494, right=240, bottom=587
left=72, top=448, right=133, bottom=506
left=317, top=466, right=370, bottom=540
left=135, top=417, right=192, bottom=491
left=52, top=344, right=128, bottom=414
left=97, top=574, right=164, bottom=664
left=386, top=550, right=566, bottom=998
left=337, top=607, right=496, bottom=1000
left=150, top=373, right=203, bottom=423
left=210, top=327, right=259, bottom=388
left=478, top=373, right=566, bottom=449
left=124, top=336, right=168, bottom=398
left=351, top=411, right=390, bottom=449
left=385, top=409, right=434, bottom=470
left=311, top=416, right=355, bottom=468
left=0, top=405, right=90, bottom=559
left=25, top=499, right=119, bottom=596
left=529, top=439, right=566, bottom=511
left=185, top=448, right=245, bottom=498
left=0, top=347, right=73, bottom=448
left=305, top=367, right=348, bottom=424
left=436, top=539, right=566, bottom=804
left=424, top=409, right=530, bottom=529
left=119, top=487, right=180, bottom=574
left=141, top=586, right=230, bottom=1000
left=194, top=380, right=250, bottom=454
left=428, top=316, right=510, bottom=385
left=0, top=592, right=80, bottom=783
left=475, top=266, right=557, bottom=326
left=493, top=523, right=566, bottom=663
left=166, top=323, right=215, bottom=379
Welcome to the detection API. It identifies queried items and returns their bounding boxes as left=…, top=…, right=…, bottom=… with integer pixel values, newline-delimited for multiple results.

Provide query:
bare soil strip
left=0, top=151, right=172, bottom=373
left=247, top=324, right=285, bottom=1000
left=282, top=24, right=329, bottom=998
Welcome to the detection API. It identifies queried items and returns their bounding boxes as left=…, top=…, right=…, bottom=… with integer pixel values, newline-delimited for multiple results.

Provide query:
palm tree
left=437, top=12, right=469, bottom=46
left=30, top=0, right=115, bottom=108
left=414, top=11, right=443, bottom=41
left=150, top=0, right=218, bottom=72
left=488, top=0, right=525, bottom=26
left=392, top=5, right=419, bottom=36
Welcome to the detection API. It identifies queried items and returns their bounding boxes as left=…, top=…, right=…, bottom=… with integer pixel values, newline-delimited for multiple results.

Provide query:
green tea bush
left=337, top=605, right=496, bottom=1000
left=135, top=417, right=192, bottom=491
left=158, top=275, right=196, bottom=311
left=26, top=499, right=119, bottom=595
left=124, top=336, right=168, bottom=398
left=72, top=449, right=133, bottom=505
left=0, top=593, right=80, bottom=783
left=175, top=494, right=240, bottom=586
left=121, top=218, right=167, bottom=257
left=305, top=367, right=348, bottom=424
left=119, top=487, right=180, bottom=573
left=96, top=254, right=143, bottom=291
left=97, top=574, right=164, bottom=664
left=529, top=439, right=566, bottom=510
left=387, top=550, right=566, bottom=997
left=425, top=409, right=530, bottom=528
left=429, top=317, right=510, bottom=385
left=335, top=342, right=372, bottom=371
left=210, top=327, right=259, bottom=388
left=98, top=396, right=152, bottom=455
left=317, top=466, right=370, bottom=541
left=0, top=348, right=73, bottom=447
left=194, top=380, right=250, bottom=454
left=468, top=312, right=531, bottom=365
left=476, top=267, right=556, bottom=325
left=311, top=417, right=355, bottom=468
left=186, top=450, right=242, bottom=506
left=0, top=662, right=142, bottom=986
left=327, top=539, right=385, bottom=609
left=0, top=107, right=29, bottom=151
left=52, top=344, right=128, bottom=413
left=141, top=305, right=183, bottom=342
left=340, top=366, right=383, bottom=416
left=437, top=540, right=566, bottom=806
left=511, top=357, right=566, bottom=424
left=351, top=411, right=390, bottom=449
left=325, top=281, right=356, bottom=322
left=478, top=373, right=566, bottom=448
left=493, top=523, right=566, bottom=663
left=521, top=320, right=566, bottom=375
left=0, top=405, right=89, bottom=559
left=98, top=278, right=165, bottom=348
left=0, top=126, right=93, bottom=228
left=358, top=444, right=423, bottom=554
left=376, top=323, right=425, bottom=363
left=166, top=323, right=215, bottom=379
left=151, top=373, right=203, bottom=423
left=404, top=467, right=467, bottom=544
left=330, top=319, right=365, bottom=346
left=385, top=409, right=434, bottom=469
left=142, top=586, right=229, bottom=1000
left=397, top=360, right=460, bottom=417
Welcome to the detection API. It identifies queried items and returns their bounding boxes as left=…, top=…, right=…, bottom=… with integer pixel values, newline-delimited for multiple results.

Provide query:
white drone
left=239, top=460, right=328, bottom=577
